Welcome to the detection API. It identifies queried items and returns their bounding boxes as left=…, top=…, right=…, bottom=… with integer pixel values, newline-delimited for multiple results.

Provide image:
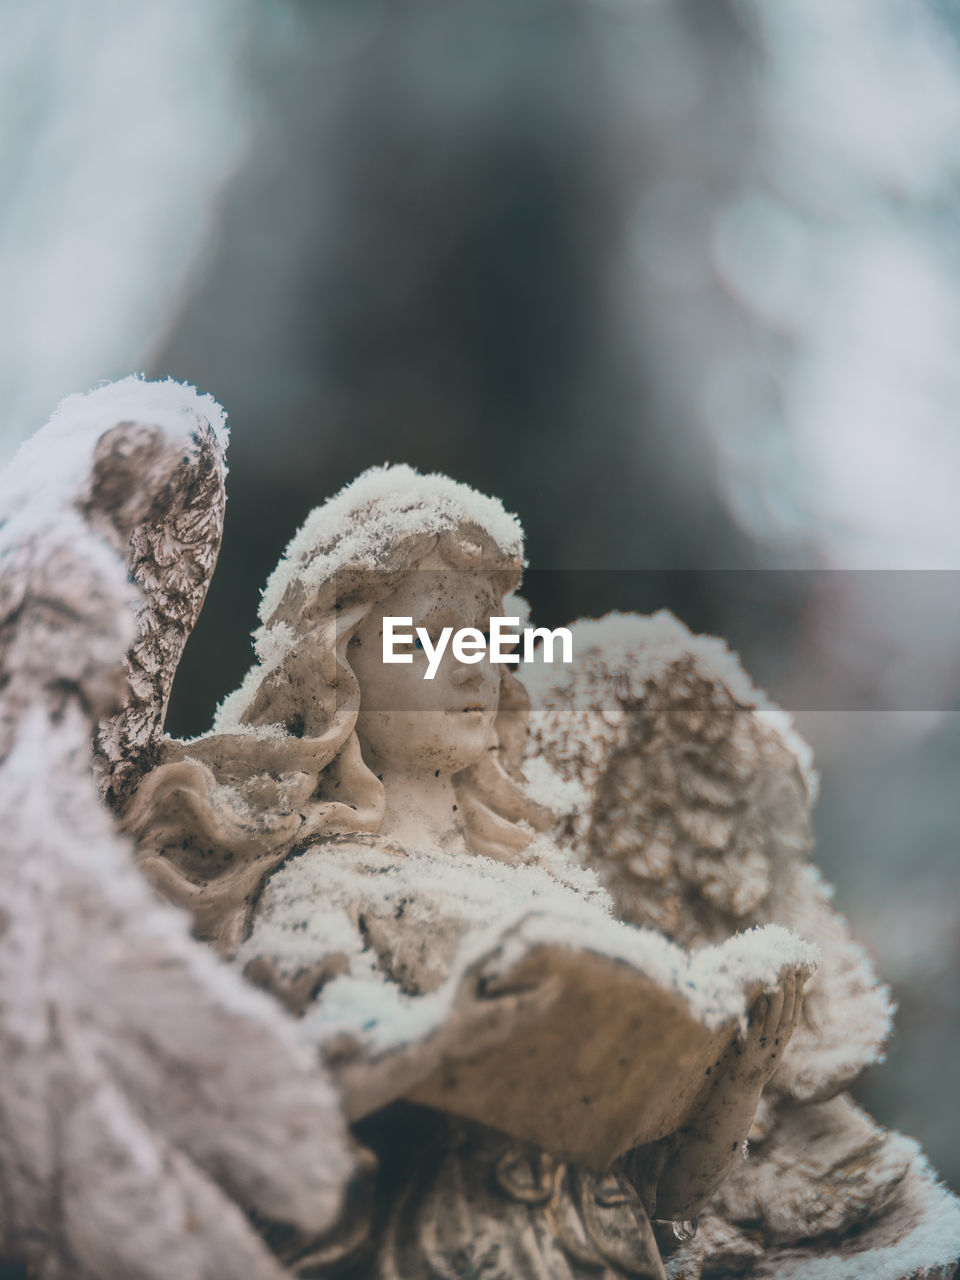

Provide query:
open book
left=328, top=913, right=818, bottom=1169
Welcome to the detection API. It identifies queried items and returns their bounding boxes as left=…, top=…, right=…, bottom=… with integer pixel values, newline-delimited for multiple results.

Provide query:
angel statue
left=0, top=377, right=957, bottom=1280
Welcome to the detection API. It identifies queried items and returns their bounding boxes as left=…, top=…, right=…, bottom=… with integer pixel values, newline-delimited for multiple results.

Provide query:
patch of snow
left=241, top=832, right=817, bottom=1055
left=0, top=375, right=227, bottom=537
left=521, top=752, right=590, bottom=817
left=257, top=463, right=524, bottom=626
left=253, top=620, right=296, bottom=674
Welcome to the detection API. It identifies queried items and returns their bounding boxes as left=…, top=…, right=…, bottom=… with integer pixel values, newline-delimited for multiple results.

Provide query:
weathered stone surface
left=3, top=380, right=957, bottom=1279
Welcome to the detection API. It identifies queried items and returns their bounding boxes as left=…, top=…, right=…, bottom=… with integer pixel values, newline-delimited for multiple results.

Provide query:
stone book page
left=330, top=916, right=817, bottom=1169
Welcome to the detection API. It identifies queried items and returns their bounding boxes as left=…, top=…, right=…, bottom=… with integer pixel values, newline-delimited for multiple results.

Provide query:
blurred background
left=2, top=0, right=959, bottom=1188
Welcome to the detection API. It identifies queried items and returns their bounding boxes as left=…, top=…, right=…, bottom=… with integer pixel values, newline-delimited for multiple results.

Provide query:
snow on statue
left=0, top=378, right=957, bottom=1279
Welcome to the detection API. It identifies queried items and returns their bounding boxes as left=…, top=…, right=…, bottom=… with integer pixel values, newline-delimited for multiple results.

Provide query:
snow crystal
left=211, top=665, right=273, bottom=736
left=257, top=463, right=524, bottom=625
left=252, top=619, right=297, bottom=674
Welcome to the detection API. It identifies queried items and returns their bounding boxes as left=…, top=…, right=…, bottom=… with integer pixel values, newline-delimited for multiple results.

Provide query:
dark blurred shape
left=157, top=0, right=758, bottom=734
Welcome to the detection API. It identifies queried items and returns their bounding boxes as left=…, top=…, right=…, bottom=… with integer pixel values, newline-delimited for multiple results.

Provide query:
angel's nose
left=450, top=660, right=491, bottom=689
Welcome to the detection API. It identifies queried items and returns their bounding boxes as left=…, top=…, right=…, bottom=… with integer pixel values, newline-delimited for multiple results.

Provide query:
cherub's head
left=133, top=468, right=554, bottom=952
left=215, top=465, right=549, bottom=861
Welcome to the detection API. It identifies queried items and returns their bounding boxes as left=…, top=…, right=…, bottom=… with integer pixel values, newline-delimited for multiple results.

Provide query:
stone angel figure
left=120, top=449, right=816, bottom=1279
left=2, top=378, right=957, bottom=1280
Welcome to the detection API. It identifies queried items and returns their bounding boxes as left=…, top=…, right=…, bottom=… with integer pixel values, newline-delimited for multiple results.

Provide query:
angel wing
left=86, top=390, right=227, bottom=808
left=0, top=379, right=364, bottom=1279
left=520, top=613, right=960, bottom=1276
left=522, top=610, right=891, bottom=1103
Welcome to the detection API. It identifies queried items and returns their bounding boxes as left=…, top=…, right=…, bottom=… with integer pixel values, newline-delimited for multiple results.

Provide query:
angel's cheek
left=353, top=705, right=489, bottom=775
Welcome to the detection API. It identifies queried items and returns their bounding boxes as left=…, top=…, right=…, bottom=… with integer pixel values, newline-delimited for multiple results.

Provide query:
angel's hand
left=652, top=969, right=807, bottom=1219
left=727, top=968, right=807, bottom=1091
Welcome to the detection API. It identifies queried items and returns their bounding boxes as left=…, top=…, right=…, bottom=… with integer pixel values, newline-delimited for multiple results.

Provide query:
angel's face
left=347, top=550, right=501, bottom=777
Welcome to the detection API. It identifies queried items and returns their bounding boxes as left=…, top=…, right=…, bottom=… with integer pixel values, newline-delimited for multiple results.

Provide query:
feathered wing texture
left=0, top=375, right=229, bottom=806
left=89, top=413, right=227, bottom=809
left=523, top=611, right=891, bottom=1095
left=523, top=612, right=960, bottom=1276
left=763, top=860, right=893, bottom=1105
left=0, top=380, right=364, bottom=1279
